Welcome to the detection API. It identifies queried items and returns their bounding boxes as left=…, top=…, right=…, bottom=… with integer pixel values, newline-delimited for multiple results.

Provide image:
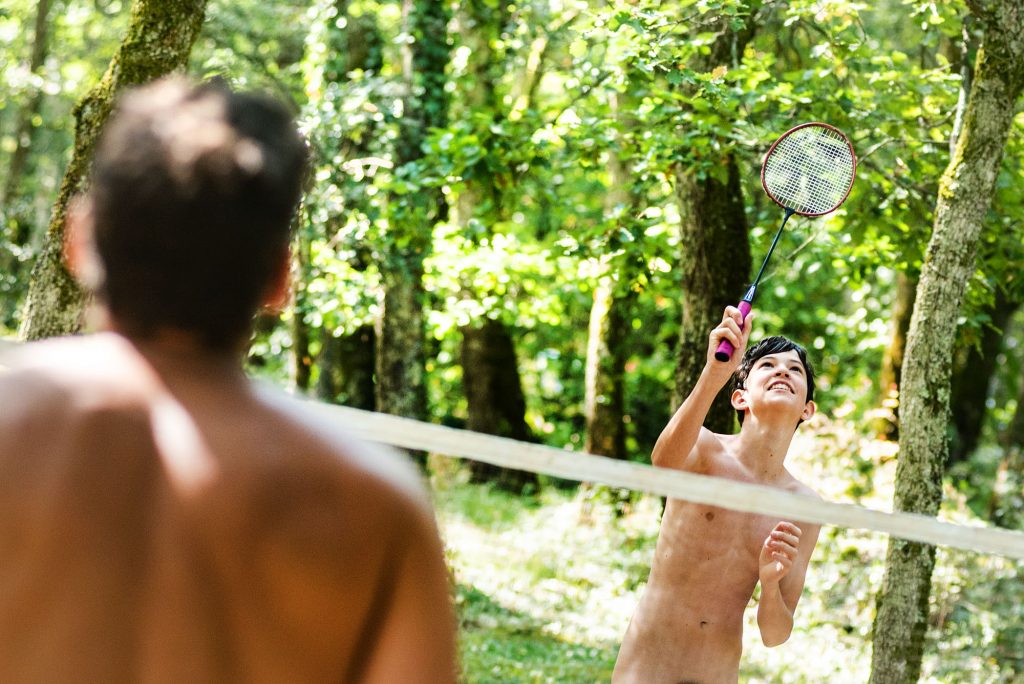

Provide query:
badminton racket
left=714, top=122, right=857, bottom=362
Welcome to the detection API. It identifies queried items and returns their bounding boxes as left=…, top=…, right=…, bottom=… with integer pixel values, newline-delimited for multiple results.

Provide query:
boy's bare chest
left=662, top=499, right=776, bottom=559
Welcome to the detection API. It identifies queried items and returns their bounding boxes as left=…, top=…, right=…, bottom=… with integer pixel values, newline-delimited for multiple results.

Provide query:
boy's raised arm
left=651, top=306, right=752, bottom=471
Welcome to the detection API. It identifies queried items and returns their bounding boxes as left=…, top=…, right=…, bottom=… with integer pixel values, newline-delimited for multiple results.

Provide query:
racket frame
left=713, top=122, right=856, bottom=363
left=760, top=121, right=857, bottom=217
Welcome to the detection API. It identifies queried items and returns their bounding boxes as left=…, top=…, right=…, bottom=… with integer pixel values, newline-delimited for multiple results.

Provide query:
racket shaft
left=714, top=299, right=752, bottom=362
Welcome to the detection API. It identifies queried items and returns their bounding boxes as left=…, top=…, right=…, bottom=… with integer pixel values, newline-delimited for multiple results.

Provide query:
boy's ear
left=261, top=248, right=292, bottom=313
left=731, top=387, right=749, bottom=414
left=64, top=196, right=103, bottom=289
left=801, top=400, right=817, bottom=423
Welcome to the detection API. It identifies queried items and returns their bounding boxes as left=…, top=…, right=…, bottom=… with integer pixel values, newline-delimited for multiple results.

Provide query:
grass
left=434, top=479, right=642, bottom=683
left=457, top=583, right=615, bottom=684
left=429, top=415, right=1024, bottom=683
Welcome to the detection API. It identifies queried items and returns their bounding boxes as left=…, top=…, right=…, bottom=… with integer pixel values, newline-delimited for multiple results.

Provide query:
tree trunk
left=290, top=303, right=312, bottom=391
left=948, top=290, right=1018, bottom=465
left=1006, top=373, right=1024, bottom=452
left=998, top=314, right=1024, bottom=472
left=673, top=154, right=752, bottom=433
left=462, top=319, right=537, bottom=494
left=585, top=90, right=638, bottom=460
left=582, top=273, right=635, bottom=514
left=316, top=324, right=376, bottom=410
left=869, top=3, right=1024, bottom=681
left=290, top=216, right=313, bottom=391
left=326, top=0, right=383, bottom=83
left=878, top=271, right=918, bottom=439
left=19, top=0, right=208, bottom=340
left=376, top=0, right=449, bottom=429
left=671, top=11, right=757, bottom=433
left=878, top=21, right=972, bottom=443
left=585, top=278, right=630, bottom=458
left=987, top=314, right=1024, bottom=528
left=376, top=266, right=429, bottom=416
left=449, top=0, right=539, bottom=490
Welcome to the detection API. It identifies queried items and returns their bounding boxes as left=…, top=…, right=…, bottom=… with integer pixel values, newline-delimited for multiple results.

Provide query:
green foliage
left=189, top=0, right=309, bottom=100
left=270, top=0, right=1024, bottom=449
left=4, top=0, right=1020, bottom=445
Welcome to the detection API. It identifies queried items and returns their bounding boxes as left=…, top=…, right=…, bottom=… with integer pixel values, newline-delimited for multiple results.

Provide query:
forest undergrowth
left=430, top=412, right=1024, bottom=684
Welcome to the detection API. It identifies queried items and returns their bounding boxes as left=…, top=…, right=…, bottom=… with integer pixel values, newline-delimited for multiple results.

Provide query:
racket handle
left=714, top=299, right=753, bottom=362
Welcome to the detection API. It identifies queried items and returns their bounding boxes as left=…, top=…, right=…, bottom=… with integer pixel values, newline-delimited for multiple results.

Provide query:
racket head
left=760, top=122, right=857, bottom=217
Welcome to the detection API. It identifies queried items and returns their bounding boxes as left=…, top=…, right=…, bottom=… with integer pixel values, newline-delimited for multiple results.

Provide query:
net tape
left=308, top=402, right=1024, bottom=560
left=764, top=126, right=855, bottom=215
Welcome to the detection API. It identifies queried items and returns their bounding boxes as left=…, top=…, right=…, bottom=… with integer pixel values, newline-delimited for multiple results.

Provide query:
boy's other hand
left=706, top=306, right=753, bottom=374
left=759, top=521, right=802, bottom=585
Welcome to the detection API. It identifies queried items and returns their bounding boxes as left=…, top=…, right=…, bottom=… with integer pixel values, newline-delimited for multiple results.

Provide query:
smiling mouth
left=767, top=382, right=794, bottom=394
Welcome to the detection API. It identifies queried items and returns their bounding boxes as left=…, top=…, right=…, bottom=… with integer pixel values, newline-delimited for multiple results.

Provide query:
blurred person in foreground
left=0, top=77, right=456, bottom=683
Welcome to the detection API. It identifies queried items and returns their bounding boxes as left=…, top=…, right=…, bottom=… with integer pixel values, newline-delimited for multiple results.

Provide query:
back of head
left=733, top=335, right=816, bottom=425
left=88, top=77, right=307, bottom=350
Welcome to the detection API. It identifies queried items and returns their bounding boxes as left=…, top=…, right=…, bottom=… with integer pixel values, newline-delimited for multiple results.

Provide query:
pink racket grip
left=713, top=300, right=752, bottom=362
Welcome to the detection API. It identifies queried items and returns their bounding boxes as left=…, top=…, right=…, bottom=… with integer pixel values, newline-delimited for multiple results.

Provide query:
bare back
left=0, top=335, right=455, bottom=683
left=613, top=432, right=817, bottom=684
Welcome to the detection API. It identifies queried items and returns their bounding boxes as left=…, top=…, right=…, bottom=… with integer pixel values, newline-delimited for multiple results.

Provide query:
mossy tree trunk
left=19, top=0, right=208, bottom=341
left=879, top=25, right=974, bottom=442
left=584, top=278, right=630, bottom=459
left=869, top=3, right=1024, bottom=682
left=672, top=10, right=757, bottom=433
left=290, top=226, right=313, bottom=391
left=376, top=0, right=449, bottom=429
left=585, top=90, right=639, bottom=461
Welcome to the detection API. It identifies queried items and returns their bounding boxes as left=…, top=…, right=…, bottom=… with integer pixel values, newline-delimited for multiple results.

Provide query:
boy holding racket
left=613, top=306, right=821, bottom=683
left=0, top=78, right=456, bottom=682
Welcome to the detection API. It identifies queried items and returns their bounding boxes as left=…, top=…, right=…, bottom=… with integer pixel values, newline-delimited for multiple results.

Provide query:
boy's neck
left=732, top=418, right=798, bottom=481
left=98, top=317, right=250, bottom=389
left=131, top=336, right=247, bottom=382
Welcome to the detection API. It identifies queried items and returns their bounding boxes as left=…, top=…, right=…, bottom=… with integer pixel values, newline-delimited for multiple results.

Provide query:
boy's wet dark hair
left=733, top=336, right=816, bottom=425
left=88, top=77, right=308, bottom=350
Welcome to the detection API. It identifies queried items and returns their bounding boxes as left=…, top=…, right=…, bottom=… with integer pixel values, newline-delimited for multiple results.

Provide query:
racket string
left=764, top=126, right=854, bottom=215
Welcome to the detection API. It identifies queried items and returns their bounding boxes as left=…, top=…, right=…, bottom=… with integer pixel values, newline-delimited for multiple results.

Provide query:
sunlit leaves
left=426, top=224, right=570, bottom=335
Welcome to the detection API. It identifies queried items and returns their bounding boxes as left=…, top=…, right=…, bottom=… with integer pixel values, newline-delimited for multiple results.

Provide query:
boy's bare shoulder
left=0, top=335, right=154, bottom=429
left=705, top=429, right=743, bottom=453
left=695, top=430, right=741, bottom=470
left=0, top=337, right=431, bottom=517
left=1, top=333, right=153, bottom=383
left=784, top=472, right=821, bottom=500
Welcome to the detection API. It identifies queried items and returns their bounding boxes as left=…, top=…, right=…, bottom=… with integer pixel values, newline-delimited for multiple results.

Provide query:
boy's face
left=732, top=350, right=816, bottom=426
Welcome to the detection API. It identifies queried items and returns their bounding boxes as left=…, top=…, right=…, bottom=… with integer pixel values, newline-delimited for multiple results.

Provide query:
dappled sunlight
left=436, top=481, right=658, bottom=648
left=433, top=419, right=1024, bottom=682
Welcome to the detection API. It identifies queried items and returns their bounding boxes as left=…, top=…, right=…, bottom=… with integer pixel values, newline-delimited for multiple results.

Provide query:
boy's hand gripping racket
left=714, top=122, right=857, bottom=362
